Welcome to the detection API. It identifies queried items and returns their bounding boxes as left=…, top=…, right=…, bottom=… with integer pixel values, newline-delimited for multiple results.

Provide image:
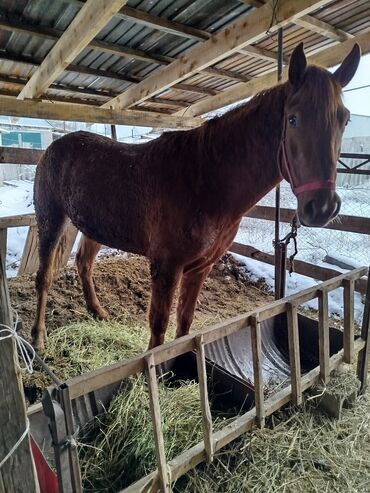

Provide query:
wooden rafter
left=0, top=96, right=201, bottom=128
left=102, top=0, right=335, bottom=110
left=0, top=52, right=217, bottom=97
left=182, top=30, right=370, bottom=117
left=241, top=0, right=353, bottom=41
left=0, top=18, right=253, bottom=86
left=18, top=0, right=129, bottom=100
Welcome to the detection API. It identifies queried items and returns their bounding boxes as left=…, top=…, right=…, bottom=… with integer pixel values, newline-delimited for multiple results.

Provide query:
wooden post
left=286, top=302, right=302, bottom=405
left=145, top=354, right=170, bottom=493
left=195, top=334, right=214, bottom=464
left=318, top=288, right=330, bottom=383
left=111, top=124, right=117, bottom=140
left=357, top=268, right=370, bottom=393
left=0, top=251, right=39, bottom=492
left=343, top=279, right=355, bottom=364
left=250, top=315, right=265, bottom=428
left=0, top=228, right=6, bottom=271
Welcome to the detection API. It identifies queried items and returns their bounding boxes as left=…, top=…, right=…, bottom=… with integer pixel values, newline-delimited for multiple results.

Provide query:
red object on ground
left=30, top=434, right=59, bottom=493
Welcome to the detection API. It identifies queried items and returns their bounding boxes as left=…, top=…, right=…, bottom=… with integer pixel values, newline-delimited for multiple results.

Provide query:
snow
left=233, top=254, right=364, bottom=324
left=0, top=180, right=34, bottom=277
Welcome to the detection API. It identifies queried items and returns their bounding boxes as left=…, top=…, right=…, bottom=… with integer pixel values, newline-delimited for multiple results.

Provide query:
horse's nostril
left=304, top=200, right=315, bottom=219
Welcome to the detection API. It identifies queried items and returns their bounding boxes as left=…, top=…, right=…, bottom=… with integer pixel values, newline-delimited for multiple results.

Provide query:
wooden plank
left=145, top=353, right=170, bottom=493
left=230, top=242, right=368, bottom=295
left=0, top=214, right=36, bottom=229
left=0, top=96, right=201, bottom=129
left=103, top=0, right=334, bottom=109
left=343, top=278, right=355, bottom=364
left=250, top=314, right=265, bottom=428
left=0, top=251, right=39, bottom=492
left=0, top=147, right=43, bottom=165
left=195, top=334, right=214, bottom=464
left=318, top=288, right=330, bottom=383
left=0, top=229, right=6, bottom=272
left=18, top=225, right=38, bottom=276
left=18, top=0, right=129, bottom=99
left=245, top=205, right=370, bottom=235
left=357, top=268, right=370, bottom=393
left=185, top=30, right=370, bottom=116
left=294, top=15, right=353, bottom=42
left=246, top=206, right=370, bottom=234
left=286, top=303, right=302, bottom=405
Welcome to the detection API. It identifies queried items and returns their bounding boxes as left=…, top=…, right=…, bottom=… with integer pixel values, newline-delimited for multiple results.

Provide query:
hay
left=176, top=383, right=370, bottom=493
left=78, top=376, right=212, bottom=492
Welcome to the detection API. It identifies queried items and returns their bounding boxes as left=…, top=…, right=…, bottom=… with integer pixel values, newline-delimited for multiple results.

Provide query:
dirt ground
left=9, top=252, right=273, bottom=341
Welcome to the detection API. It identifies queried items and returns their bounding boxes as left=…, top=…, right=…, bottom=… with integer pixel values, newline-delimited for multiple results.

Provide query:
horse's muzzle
left=297, top=191, right=341, bottom=228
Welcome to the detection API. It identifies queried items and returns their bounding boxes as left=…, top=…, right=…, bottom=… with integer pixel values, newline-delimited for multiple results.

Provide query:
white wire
left=0, top=419, right=30, bottom=469
left=0, top=311, right=34, bottom=467
left=0, top=311, right=35, bottom=374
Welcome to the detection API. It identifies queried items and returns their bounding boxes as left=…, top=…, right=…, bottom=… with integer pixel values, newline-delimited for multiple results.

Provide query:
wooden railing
left=41, top=267, right=369, bottom=492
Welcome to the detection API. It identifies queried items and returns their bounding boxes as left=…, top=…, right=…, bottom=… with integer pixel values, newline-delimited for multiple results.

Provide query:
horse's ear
left=289, top=42, right=307, bottom=89
left=333, top=43, right=361, bottom=88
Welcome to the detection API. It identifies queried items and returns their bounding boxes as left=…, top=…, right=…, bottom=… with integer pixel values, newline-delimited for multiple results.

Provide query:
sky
left=336, top=53, right=370, bottom=116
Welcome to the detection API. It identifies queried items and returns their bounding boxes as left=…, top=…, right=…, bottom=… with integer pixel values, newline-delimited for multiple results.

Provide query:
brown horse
left=32, top=43, right=360, bottom=352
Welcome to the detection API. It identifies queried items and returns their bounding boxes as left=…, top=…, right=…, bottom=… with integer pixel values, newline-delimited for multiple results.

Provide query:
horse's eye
left=288, top=115, right=297, bottom=127
left=345, top=118, right=351, bottom=126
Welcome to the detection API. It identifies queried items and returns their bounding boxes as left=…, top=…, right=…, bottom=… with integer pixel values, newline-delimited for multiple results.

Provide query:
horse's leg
left=32, top=212, right=67, bottom=352
left=175, top=264, right=213, bottom=339
left=75, top=235, right=107, bottom=319
left=148, top=260, right=182, bottom=349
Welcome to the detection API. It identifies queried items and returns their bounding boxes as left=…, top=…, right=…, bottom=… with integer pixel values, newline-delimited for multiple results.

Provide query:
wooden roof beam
left=0, top=52, right=217, bottom=97
left=102, top=0, right=335, bottom=110
left=17, top=0, right=129, bottom=100
left=0, top=96, right=202, bottom=128
left=0, top=18, right=252, bottom=85
left=182, top=30, right=370, bottom=117
left=294, top=15, right=354, bottom=42
left=240, top=0, right=353, bottom=42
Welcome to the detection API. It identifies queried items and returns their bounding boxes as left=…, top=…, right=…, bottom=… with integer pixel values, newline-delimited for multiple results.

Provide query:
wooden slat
left=54, top=223, right=78, bottom=271
left=0, top=147, right=43, bottom=165
left=343, top=278, right=355, bottom=364
left=286, top=303, right=302, bottom=405
left=230, top=242, right=368, bottom=295
left=294, top=15, right=353, bottom=42
left=18, top=0, right=129, bottom=99
left=0, top=229, right=6, bottom=272
left=145, top=353, right=170, bottom=493
left=0, top=96, right=200, bottom=129
left=185, top=30, right=370, bottom=117
left=357, top=268, right=370, bottom=393
left=195, top=334, right=214, bottom=464
left=250, top=314, right=265, bottom=428
left=17, top=225, right=38, bottom=276
left=318, top=288, right=330, bottom=383
left=103, top=0, right=334, bottom=109
left=0, top=214, right=36, bottom=229
left=245, top=205, right=370, bottom=235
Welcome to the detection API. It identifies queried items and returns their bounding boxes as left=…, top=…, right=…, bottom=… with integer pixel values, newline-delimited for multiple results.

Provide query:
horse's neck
left=202, top=84, right=288, bottom=217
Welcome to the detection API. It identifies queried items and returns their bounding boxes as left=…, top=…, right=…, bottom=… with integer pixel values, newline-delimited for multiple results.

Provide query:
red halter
left=278, top=118, right=336, bottom=197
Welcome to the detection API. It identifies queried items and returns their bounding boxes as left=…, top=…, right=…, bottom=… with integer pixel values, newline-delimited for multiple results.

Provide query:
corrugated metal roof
left=0, top=0, right=369, bottom=114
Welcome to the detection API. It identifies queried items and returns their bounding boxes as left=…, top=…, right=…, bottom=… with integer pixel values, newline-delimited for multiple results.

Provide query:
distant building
left=339, top=114, right=370, bottom=186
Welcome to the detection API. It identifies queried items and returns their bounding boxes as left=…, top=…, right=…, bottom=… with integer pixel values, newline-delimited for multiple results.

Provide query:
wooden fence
left=39, top=267, right=369, bottom=492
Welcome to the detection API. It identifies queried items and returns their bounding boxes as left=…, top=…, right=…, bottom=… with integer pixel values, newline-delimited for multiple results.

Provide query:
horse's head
left=281, top=42, right=361, bottom=227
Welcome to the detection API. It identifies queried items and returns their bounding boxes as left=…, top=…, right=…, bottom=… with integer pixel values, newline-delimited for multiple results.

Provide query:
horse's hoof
left=93, top=307, right=109, bottom=320
left=32, top=336, right=45, bottom=354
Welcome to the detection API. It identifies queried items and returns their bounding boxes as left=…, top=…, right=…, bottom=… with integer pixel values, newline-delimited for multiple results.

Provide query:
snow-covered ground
left=1, top=178, right=368, bottom=323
